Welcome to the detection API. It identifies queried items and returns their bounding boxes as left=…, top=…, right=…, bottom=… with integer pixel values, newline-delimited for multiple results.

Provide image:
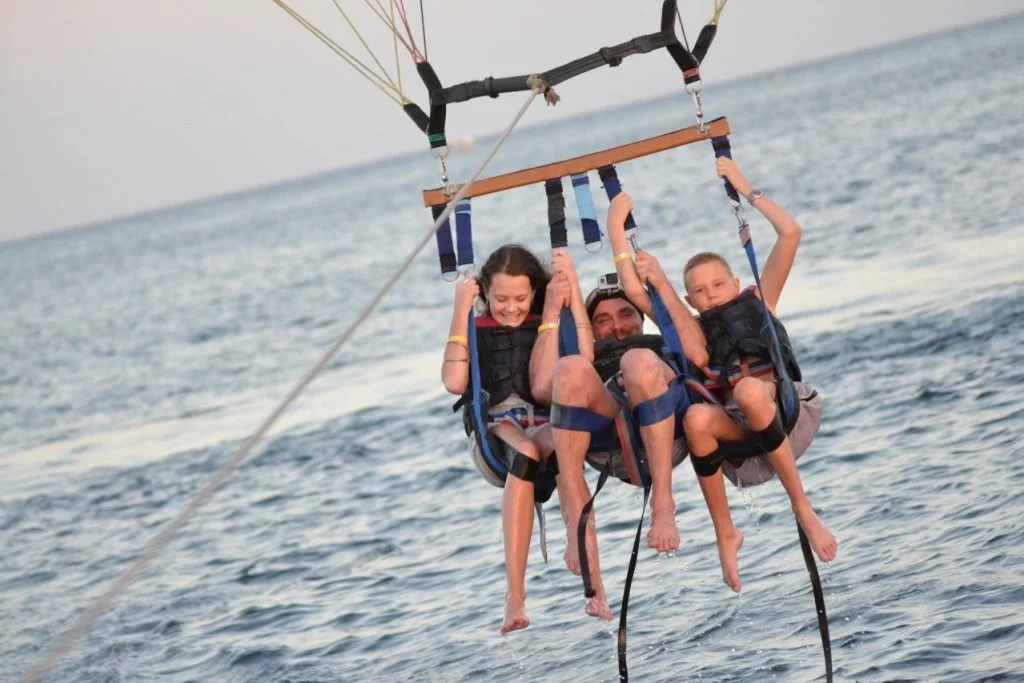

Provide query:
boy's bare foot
left=501, top=594, right=530, bottom=635
left=716, top=527, right=744, bottom=593
left=646, top=503, right=681, bottom=553
left=794, top=504, right=838, bottom=562
left=585, top=590, right=613, bottom=621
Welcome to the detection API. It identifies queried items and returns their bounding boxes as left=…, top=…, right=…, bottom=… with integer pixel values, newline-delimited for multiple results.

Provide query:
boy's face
left=684, top=261, right=741, bottom=313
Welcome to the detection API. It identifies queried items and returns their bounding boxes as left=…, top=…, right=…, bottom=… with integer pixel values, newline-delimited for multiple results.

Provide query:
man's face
left=591, top=297, right=643, bottom=341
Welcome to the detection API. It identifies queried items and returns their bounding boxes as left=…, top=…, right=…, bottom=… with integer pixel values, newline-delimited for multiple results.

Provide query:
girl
left=442, top=244, right=590, bottom=634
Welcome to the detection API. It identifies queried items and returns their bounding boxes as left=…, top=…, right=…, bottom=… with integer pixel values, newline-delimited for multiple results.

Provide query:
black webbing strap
left=578, top=464, right=612, bottom=599
left=430, top=31, right=675, bottom=105
left=692, top=23, right=717, bottom=63
left=429, top=0, right=707, bottom=106
left=415, top=61, right=447, bottom=149
left=617, top=485, right=651, bottom=683
left=402, top=102, right=430, bottom=133
left=546, top=178, right=568, bottom=249
left=798, top=524, right=834, bottom=682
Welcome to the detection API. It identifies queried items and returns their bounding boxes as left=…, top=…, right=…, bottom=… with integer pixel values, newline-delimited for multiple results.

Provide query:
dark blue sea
left=2, top=15, right=1023, bottom=682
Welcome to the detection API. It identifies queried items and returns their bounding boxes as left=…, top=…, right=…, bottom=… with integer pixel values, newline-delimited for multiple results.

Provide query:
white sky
left=1, top=1, right=1021, bottom=243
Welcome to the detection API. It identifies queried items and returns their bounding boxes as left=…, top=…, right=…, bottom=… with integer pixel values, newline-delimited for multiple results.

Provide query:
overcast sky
left=1, top=1, right=1021, bottom=243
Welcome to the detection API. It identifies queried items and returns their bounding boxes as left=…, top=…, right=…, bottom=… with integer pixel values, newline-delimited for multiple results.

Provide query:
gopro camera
left=597, top=272, right=621, bottom=292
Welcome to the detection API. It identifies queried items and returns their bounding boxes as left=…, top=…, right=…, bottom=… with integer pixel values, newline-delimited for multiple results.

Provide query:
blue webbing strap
left=558, top=307, right=579, bottom=357
left=632, top=380, right=686, bottom=426
left=468, top=312, right=507, bottom=478
left=711, top=136, right=797, bottom=424
left=550, top=402, right=616, bottom=433
left=571, top=172, right=603, bottom=252
left=430, top=204, right=457, bottom=278
left=454, top=199, right=474, bottom=272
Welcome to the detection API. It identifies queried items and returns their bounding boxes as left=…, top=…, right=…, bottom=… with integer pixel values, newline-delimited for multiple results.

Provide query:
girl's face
left=486, top=273, right=533, bottom=327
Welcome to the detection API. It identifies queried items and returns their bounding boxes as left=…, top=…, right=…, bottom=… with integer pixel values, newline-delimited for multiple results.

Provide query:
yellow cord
left=710, top=0, right=728, bottom=26
left=330, top=0, right=401, bottom=94
left=271, top=0, right=406, bottom=105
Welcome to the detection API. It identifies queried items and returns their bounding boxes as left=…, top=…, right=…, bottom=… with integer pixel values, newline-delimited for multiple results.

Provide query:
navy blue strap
left=710, top=136, right=741, bottom=204
left=431, top=204, right=457, bottom=278
left=454, top=199, right=474, bottom=270
left=597, top=165, right=636, bottom=231
left=468, top=313, right=505, bottom=478
left=632, top=380, right=685, bottom=426
left=571, top=173, right=603, bottom=251
left=550, top=402, right=615, bottom=433
left=711, top=136, right=798, bottom=424
left=557, top=307, right=579, bottom=357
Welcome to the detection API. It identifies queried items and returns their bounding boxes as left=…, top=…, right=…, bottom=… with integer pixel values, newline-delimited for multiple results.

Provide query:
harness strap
left=756, top=405, right=788, bottom=452
left=550, top=402, right=615, bottom=433
left=798, top=523, right=834, bottom=682
left=508, top=450, right=540, bottom=481
left=468, top=314, right=505, bottom=478
left=632, top=380, right=685, bottom=426
left=429, top=1, right=697, bottom=106
left=454, top=199, right=474, bottom=271
left=578, top=464, right=611, bottom=599
left=617, top=485, right=651, bottom=683
left=415, top=61, right=447, bottom=149
left=571, top=172, right=603, bottom=251
left=545, top=178, right=568, bottom=249
left=430, top=204, right=457, bottom=277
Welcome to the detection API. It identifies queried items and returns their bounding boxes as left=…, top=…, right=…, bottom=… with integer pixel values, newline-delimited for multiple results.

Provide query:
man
left=529, top=205, right=708, bottom=620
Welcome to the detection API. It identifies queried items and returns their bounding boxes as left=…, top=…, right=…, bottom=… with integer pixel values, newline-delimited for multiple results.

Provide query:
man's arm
left=716, top=158, right=801, bottom=314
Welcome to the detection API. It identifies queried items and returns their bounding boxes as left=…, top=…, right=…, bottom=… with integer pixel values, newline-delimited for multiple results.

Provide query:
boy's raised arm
left=716, top=158, right=801, bottom=314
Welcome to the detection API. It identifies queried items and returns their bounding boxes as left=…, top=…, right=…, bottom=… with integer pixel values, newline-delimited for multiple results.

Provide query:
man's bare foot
left=501, top=594, right=530, bottom=635
left=585, top=591, right=613, bottom=621
left=716, top=527, right=744, bottom=593
left=564, top=527, right=582, bottom=575
left=646, top=503, right=681, bottom=553
left=794, top=504, right=838, bottom=562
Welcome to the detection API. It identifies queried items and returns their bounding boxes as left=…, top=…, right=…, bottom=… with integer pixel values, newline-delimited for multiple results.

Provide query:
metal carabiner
left=732, top=204, right=751, bottom=246
left=434, top=145, right=452, bottom=197
left=686, top=83, right=707, bottom=134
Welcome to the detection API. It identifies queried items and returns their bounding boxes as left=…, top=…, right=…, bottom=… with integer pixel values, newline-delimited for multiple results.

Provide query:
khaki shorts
left=719, top=381, right=823, bottom=488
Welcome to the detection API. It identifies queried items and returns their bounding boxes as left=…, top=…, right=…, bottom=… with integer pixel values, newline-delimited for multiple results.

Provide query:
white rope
left=19, top=87, right=541, bottom=683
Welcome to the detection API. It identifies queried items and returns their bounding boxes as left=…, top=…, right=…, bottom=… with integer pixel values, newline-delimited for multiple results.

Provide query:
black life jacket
left=471, top=314, right=540, bottom=408
left=593, top=334, right=668, bottom=382
left=698, top=288, right=801, bottom=382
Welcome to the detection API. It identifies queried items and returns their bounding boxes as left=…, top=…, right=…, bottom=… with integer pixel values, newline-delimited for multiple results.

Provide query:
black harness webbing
left=617, top=486, right=651, bottom=683
left=798, top=524, right=833, bottom=682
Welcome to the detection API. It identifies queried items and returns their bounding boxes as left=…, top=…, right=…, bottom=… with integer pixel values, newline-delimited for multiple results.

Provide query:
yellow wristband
left=614, top=251, right=632, bottom=263
left=537, top=322, right=559, bottom=333
left=447, top=335, right=469, bottom=345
